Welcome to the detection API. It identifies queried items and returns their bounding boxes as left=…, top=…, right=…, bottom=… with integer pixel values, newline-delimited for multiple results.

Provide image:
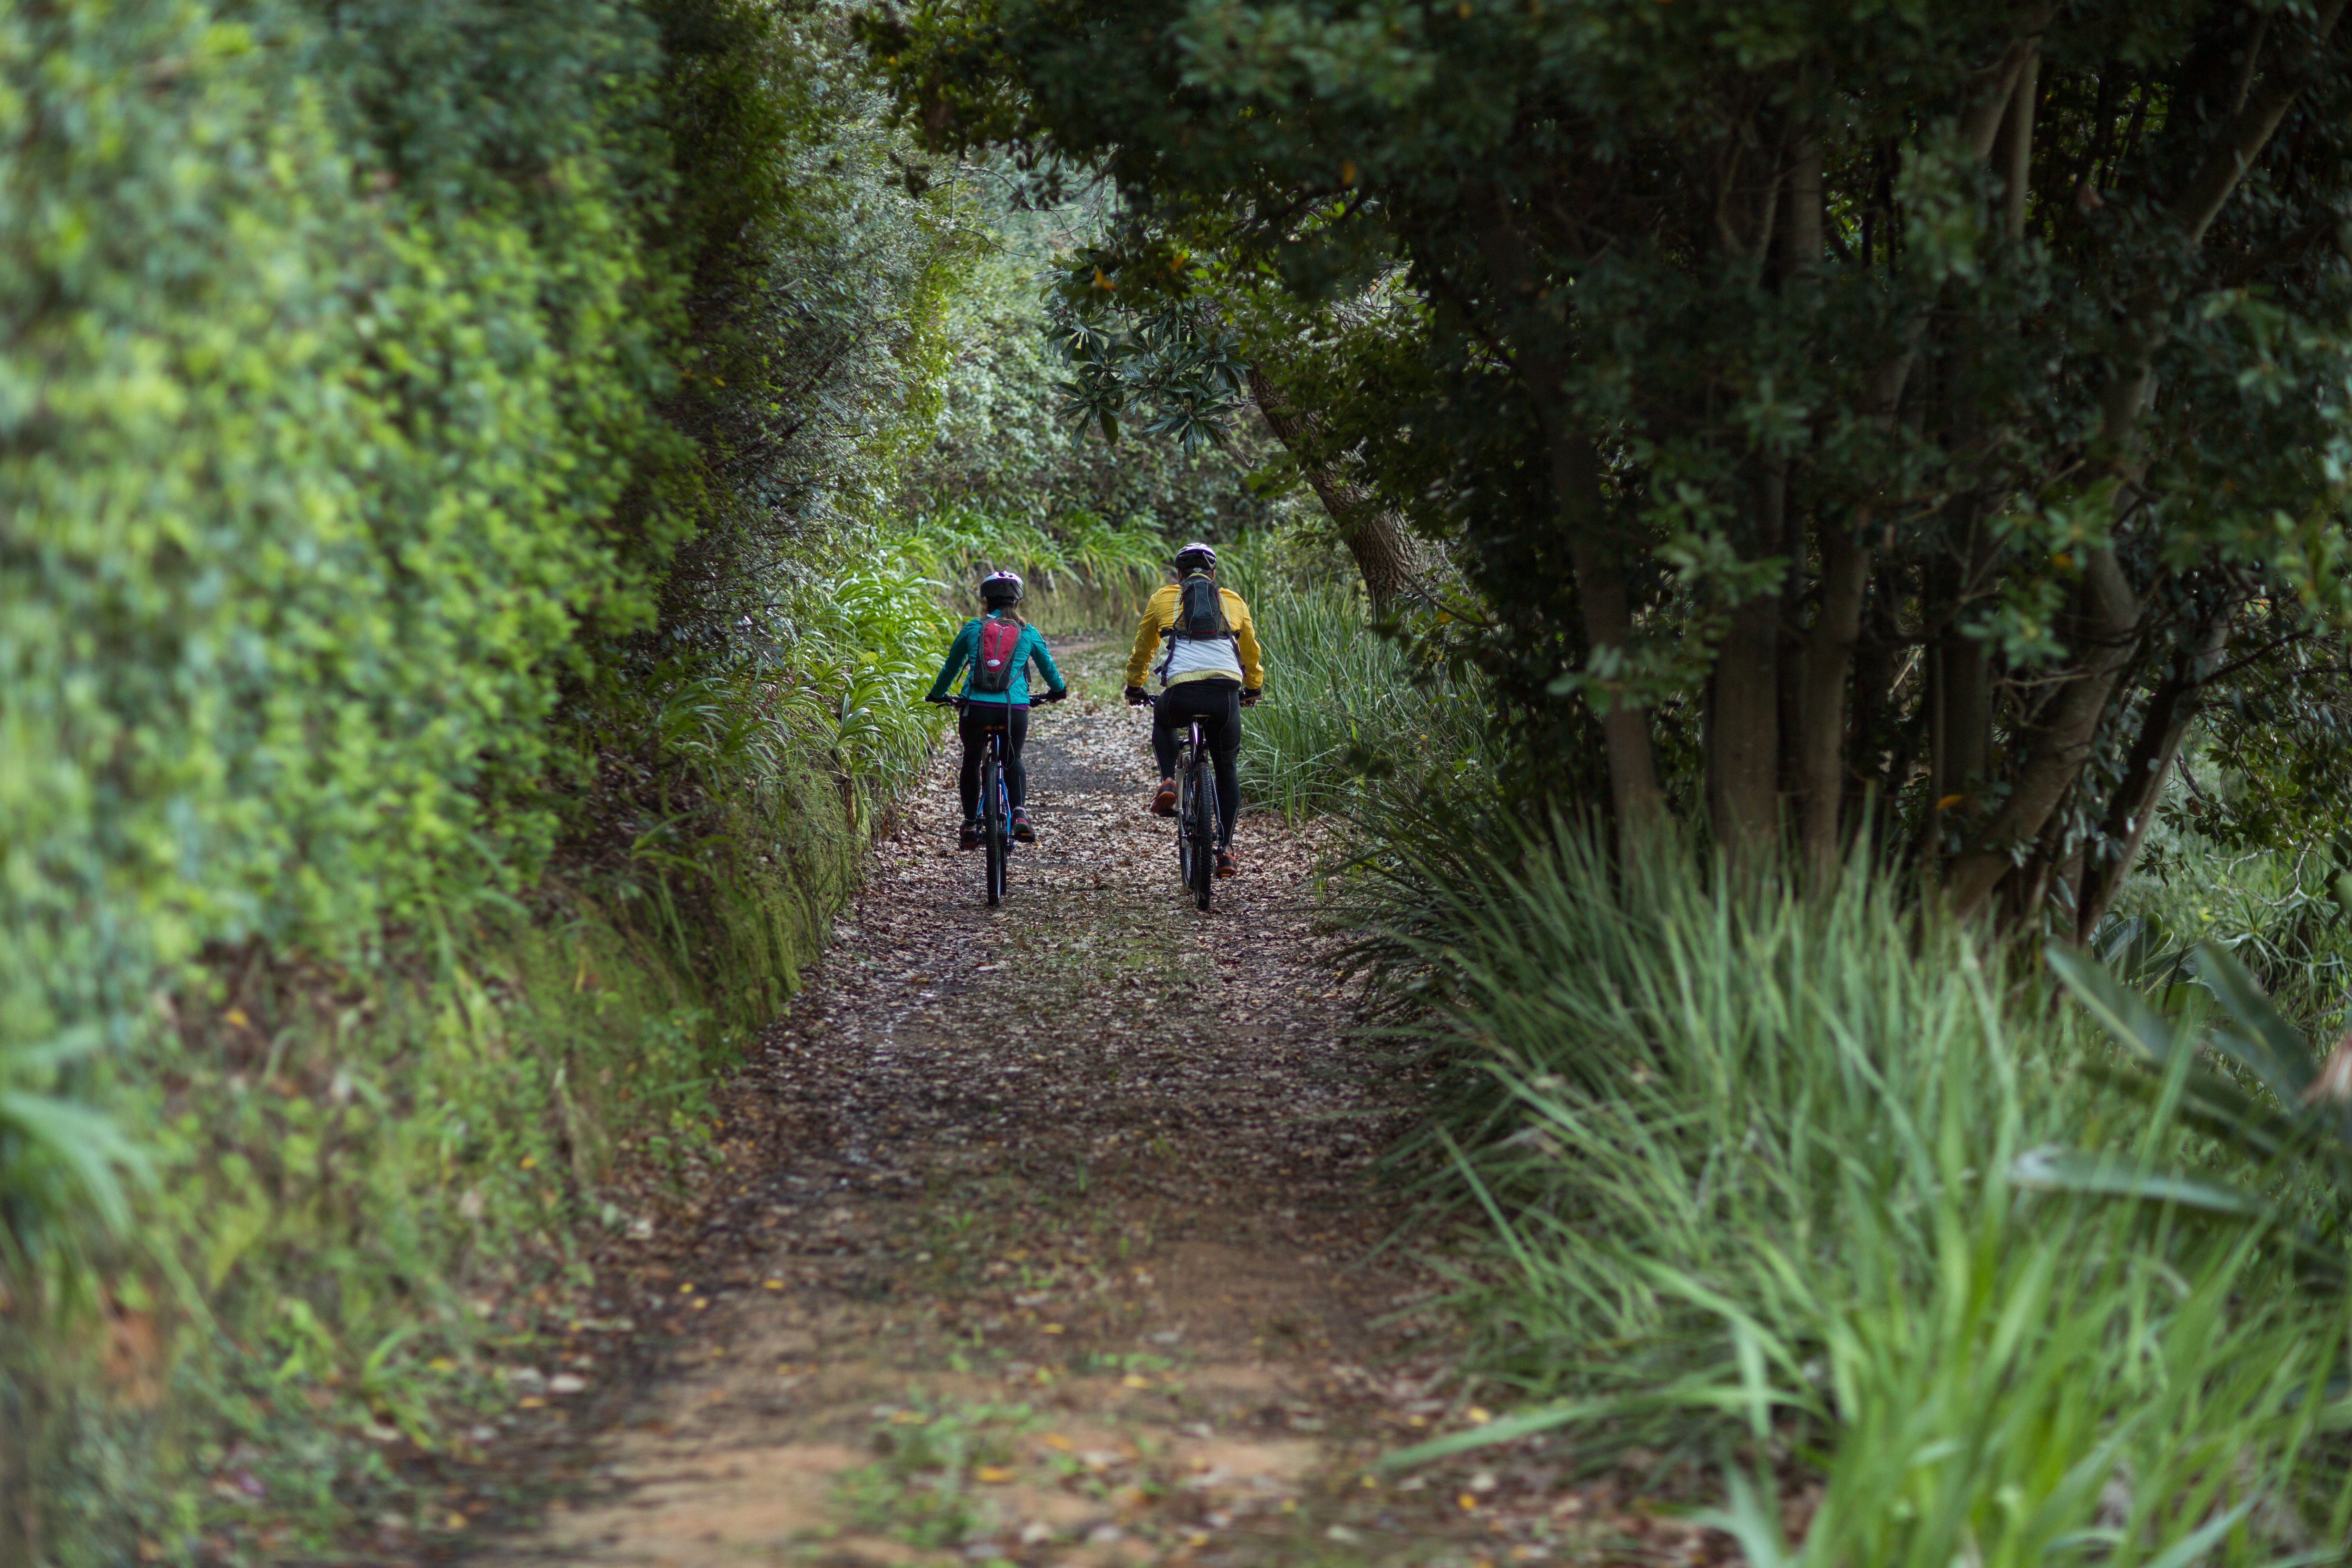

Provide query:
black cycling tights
left=958, top=702, right=1029, bottom=818
left=1151, top=681, right=1241, bottom=848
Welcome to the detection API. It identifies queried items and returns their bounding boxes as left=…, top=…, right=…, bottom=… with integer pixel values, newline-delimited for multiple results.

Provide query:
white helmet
left=1174, top=541, right=1216, bottom=572
left=979, top=569, right=1024, bottom=602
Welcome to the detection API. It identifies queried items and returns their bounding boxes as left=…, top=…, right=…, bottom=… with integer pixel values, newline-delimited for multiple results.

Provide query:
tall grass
left=1217, top=535, right=1490, bottom=818
left=1363, top=813, right=2351, bottom=1560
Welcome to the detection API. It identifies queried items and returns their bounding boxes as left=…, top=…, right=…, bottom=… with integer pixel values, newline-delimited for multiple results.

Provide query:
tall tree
left=1048, top=245, right=1434, bottom=607
left=875, top=0, right=2352, bottom=918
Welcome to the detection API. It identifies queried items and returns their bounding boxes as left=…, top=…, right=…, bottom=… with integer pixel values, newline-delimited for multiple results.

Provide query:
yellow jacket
left=1127, top=583, right=1264, bottom=691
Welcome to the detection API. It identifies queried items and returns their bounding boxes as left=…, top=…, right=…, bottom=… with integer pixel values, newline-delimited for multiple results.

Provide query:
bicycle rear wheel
left=1174, top=743, right=1198, bottom=888
left=1188, top=756, right=1216, bottom=911
left=982, top=743, right=1007, bottom=907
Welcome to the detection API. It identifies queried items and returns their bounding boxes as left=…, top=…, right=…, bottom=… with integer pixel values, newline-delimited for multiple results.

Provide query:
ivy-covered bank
left=0, top=0, right=1135, bottom=1556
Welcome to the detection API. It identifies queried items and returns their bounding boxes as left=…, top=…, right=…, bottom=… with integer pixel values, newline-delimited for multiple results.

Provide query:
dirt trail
left=479, top=644, right=1528, bottom=1568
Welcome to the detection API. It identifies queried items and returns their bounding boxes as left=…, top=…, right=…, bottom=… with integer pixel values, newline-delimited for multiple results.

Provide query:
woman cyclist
left=924, top=570, right=1068, bottom=850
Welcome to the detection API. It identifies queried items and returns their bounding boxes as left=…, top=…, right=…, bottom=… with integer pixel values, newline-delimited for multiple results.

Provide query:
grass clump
left=1218, top=536, right=1490, bottom=819
left=1363, top=812, right=2352, bottom=1561
left=840, top=1398, right=1036, bottom=1552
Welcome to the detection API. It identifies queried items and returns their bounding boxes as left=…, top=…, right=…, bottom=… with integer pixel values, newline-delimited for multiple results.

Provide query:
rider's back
left=1127, top=581, right=1263, bottom=692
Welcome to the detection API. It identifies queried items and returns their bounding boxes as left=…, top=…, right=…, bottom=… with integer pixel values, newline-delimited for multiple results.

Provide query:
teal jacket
left=925, top=613, right=1066, bottom=706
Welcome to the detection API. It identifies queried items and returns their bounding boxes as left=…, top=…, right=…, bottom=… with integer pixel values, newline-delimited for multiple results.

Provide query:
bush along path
left=475, top=643, right=1557, bottom=1568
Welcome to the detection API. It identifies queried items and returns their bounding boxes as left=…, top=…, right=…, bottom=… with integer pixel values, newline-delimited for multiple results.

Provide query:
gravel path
left=473, top=642, right=1509, bottom=1568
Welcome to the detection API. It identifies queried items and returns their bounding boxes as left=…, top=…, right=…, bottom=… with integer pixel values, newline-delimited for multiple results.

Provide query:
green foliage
left=1049, top=270, right=1249, bottom=452
left=2109, top=775, right=2352, bottom=1038
left=1, top=0, right=693, bottom=1420
left=1216, top=536, right=1489, bottom=817
left=0, top=0, right=1014, bottom=1556
left=891, top=202, right=1295, bottom=557
left=2128, top=630, right=2352, bottom=917
left=787, top=556, right=963, bottom=792
left=895, top=507, right=1168, bottom=594
left=1355, top=812, right=2351, bottom=1555
left=0, top=2, right=668, bottom=1042
left=2040, top=939, right=2352, bottom=1282
left=877, top=0, right=2352, bottom=912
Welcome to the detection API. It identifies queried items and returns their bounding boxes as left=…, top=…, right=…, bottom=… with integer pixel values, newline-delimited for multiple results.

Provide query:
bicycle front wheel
left=982, top=751, right=1007, bottom=907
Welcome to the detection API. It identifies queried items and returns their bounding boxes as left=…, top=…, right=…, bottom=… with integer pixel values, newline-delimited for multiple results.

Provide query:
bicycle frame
left=960, top=699, right=1015, bottom=906
left=1140, top=693, right=1219, bottom=911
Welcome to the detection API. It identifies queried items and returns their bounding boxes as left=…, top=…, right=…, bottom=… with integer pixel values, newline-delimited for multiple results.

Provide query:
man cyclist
left=1123, top=542, right=1263, bottom=877
left=926, top=570, right=1067, bottom=851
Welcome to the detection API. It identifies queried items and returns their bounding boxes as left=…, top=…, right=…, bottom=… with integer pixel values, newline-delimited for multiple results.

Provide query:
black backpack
left=1172, top=571, right=1230, bottom=641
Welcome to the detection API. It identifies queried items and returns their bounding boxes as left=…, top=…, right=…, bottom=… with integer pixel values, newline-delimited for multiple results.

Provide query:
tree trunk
left=1463, top=183, right=1664, bottom=837
left=1933, top=624, right=1993, bottom=810
left=1990, top=27, right=2042, bottom=240
left=1708, top=456, right=1784, bottom=858
left=1557, top=435, right=1665, bottom=835
left=2074, top=609, right=2235, bottom=938
left=1245, top=364, right=1425, bottom=611
left=1795, top=520, right=1869, bottom=874
left=1947, top=546, right=2140, bottom=916
left=1949, top=0, right=2350, bottom=920
left=1710, top=595, right=1781, bottom=858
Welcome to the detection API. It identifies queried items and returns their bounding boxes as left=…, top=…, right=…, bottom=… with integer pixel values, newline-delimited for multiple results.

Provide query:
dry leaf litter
left=442, top=643, right=1738, bottom=1568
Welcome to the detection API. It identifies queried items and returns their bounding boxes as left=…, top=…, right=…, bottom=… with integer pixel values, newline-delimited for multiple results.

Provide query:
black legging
left=959, top=702, right=1029, bottom=817
left=1152, top=681, right=1241, bottom=848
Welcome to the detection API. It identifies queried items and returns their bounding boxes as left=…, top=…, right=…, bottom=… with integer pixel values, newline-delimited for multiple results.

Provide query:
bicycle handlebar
left=1128, top=689, right=1262, bottom=708
left=929, top=691, right=1069, bottom=707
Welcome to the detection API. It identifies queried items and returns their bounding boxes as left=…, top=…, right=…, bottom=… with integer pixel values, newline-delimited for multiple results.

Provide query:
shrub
left=1216, top=536, right=1489, bottom=819
left=0, top=0, right=973, bottom=1553
left=1362, top=815, right=2352, bottom=1558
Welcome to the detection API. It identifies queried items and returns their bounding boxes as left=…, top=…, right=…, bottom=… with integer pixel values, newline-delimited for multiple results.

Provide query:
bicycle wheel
left=982, top=741, right=1007, bottom=907
left=1188, top=755, right=1216, bottom=911
left=1174, top=743, right=1197, bottom=887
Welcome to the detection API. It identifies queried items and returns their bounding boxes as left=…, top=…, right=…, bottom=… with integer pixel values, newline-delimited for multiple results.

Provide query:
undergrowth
left=4, top=764, right=868, bottom=1561
left=1353, top=807, right=2352, bottom=1561
left=1218, top=536, right=1490, bottom=819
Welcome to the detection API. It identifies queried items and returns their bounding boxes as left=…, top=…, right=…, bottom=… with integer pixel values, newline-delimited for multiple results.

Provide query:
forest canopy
left=872, top=0, right=2352, bottom=921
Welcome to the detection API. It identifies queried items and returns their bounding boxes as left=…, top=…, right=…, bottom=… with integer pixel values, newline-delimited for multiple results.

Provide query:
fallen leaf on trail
left=484, top=668, right=1485, bottom=1559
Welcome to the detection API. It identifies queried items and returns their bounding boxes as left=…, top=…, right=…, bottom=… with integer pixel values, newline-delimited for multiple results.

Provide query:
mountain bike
left=936, top=693, right=1061, bottom=906
left=1134, top=693, right=1218, bottom=911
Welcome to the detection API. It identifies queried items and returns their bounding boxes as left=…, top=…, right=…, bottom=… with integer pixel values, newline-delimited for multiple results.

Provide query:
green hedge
left=1, top=0, right=683, bottom=1064
left=0, top=0, right=953, bottom=1556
